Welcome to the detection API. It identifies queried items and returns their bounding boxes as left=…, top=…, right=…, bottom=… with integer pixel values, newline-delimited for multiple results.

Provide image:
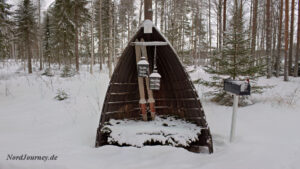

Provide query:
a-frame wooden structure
left=95, top=20, right=213, bottom=153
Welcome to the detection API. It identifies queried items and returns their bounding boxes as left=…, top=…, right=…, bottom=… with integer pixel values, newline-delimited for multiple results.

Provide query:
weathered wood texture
left=95, top=24, right=213, bottom=153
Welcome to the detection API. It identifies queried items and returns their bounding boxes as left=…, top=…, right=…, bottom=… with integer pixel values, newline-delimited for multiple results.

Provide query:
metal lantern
left=149, top=70, right=161, bottom=90
left=137, top=56, right=149, bottom=77
left=149, top=46, right=161, bottom=90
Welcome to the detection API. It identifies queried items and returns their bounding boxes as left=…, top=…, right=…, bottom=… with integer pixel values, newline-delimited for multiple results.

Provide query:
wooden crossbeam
left=131, top=41, right=168, bottom=46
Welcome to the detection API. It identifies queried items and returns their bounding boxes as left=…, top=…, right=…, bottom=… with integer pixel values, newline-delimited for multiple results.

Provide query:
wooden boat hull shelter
left=95, top=20, right=213, bottom=153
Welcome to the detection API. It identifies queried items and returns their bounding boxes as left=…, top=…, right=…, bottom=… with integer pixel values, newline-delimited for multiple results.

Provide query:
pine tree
left=15, top=0, right=37, bottom=73
left=51, top=0, right=75, bottom=66
left=72, top=0, right=90, bottom=72
left=95, top=0, right=103, bottom=70
left=80, top=23, right=92, bottom=64
left=284, top=0, right=289, bottom=81
left=276, top=0, right=283, bottom=77
left=266, top=0, right=272, bottom=78
left=202, top=0, right=264, bottom=105
left=289, top=0, right=295, bottom=75
left=295, top=0, right=300, bottom=77
left=43, top=11, right=51, bottom=68
left=192, top=0, right=206, bottom=67
left=0, top=0, right=12, bottom=60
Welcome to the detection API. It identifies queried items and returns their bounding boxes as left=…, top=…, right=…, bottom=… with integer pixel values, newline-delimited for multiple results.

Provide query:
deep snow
left=0, top=62, right=300, bottom=169
left=103, top=117, right=203, bottom=147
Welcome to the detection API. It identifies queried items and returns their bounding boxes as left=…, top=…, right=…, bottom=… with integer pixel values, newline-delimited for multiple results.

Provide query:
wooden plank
left=135, top=39, right=147, bottom=121
left=141, top=38, right=156, bottom=120
left=131, top=41, right=168, bottom=46
left=110, top=82, right=137, bottom=85
left=106, top=108, right=140, bottom=115
left=155, top=98, right=200, bottom=101
left=109, top=92, right=137, bottom=96
left=107, top=100, right=139, bottom=104
left=155, top=106, right=171, bottom=109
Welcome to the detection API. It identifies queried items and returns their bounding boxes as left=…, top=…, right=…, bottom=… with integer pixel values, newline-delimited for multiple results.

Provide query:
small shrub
left=54, top=89, right=69, bottom=101
left=41, top=68, right=54, bottom=77
left=60, top=66, right=75, bottom=78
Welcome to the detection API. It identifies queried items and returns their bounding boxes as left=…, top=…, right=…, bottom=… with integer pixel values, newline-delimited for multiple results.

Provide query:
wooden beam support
left=141, top=39, right=156, bottom=120
left=135, top=39, right=148, bottom=121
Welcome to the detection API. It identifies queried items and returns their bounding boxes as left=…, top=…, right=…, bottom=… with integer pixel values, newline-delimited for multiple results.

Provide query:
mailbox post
left=224, top=79, right=251, bottom=142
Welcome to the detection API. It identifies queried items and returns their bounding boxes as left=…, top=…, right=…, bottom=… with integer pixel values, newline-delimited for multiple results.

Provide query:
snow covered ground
left=0, top=62, right=300, bottom=169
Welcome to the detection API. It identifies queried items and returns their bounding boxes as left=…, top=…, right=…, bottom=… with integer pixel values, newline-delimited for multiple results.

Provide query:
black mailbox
left=224, top=79, right=251, bottom=96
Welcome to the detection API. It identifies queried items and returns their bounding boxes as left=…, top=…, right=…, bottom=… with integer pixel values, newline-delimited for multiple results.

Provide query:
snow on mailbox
left=224, top=79, right=251, bottom=96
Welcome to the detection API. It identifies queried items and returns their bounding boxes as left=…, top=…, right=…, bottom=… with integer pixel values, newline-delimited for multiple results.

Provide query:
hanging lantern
left=149, top=70, right=161, bottom=90
left=149, top=46, right=161, bottom=90
left=137, top=56, right=149, bottom=77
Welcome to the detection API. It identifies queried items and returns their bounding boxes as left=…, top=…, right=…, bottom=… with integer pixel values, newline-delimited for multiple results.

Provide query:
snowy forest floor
left=0, top=61, right=300, bottom=169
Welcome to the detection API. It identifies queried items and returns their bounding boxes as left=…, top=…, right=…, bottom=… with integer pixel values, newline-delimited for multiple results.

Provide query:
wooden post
left=144, top=0, right=153, bottom=21
left=135, top=40, right=148, bottom=121
left=230, top=95, right=239, bottom=142
left=141, top=39, right=156, bottom=120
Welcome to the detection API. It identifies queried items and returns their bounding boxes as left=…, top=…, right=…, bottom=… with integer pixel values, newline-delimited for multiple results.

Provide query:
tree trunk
left=276, top=0, right=283, bottom=77
left=144, top=0, right=153, bottom=21
left=127, top=13, right=131, bottom=42
left=272, top=3, right=277, bottom=74
left=75, top=6, right=79, bottom=72
left=112, top=0, right=116, bottom=66
left=138, top=0, right=143, bottom=25
left=90, top=1, right=95, bottom=74
left=160, top=0, right=164, bottom=31
left=191, top=8, right=195, bottom=66
left=289, top=0, right=295, bottom=75
left=193, top=0, right=199, bottom=67
left=108, top=0, right=113, bottom=78
left=99, top=0, right=103, bottom=70
left=223, top=0, right=227, bottom=46
left=284, top=0, right=289, bottom=81
left=218, top=0, right=222, bottom=52
left=155, top=0, right=158, bottom=26
left=26, top=37, right=32, bottom=74
left=209, top=0, right=212, bottom=55
left=38, top=0, right=43, bottom=71
left=249, top=0, right=253, bottom=44
left=251, top=0, right=258, bottom=66
left=266, top=0, right=272, bottom=78
left=294, top=0, right=300, bottom=77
